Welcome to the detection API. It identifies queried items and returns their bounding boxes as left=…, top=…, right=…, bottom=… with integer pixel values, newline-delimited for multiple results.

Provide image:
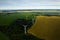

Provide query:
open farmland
left=0, top=10, right=60, bottom=40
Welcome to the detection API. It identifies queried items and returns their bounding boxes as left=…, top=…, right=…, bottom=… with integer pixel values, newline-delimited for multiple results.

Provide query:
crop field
left=28, top=16, right=60, bottom=40
left=0, top=11, right=60, bottom=40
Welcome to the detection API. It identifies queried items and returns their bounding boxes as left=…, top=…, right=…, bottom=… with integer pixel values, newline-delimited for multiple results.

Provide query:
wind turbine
left=22, top=15, right=35, bottom=34
left=22, top=16, right=28, bottom=34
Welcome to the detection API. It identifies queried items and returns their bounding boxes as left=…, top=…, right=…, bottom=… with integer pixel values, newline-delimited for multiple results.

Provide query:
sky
left=0, top=0, right=60, bottom=10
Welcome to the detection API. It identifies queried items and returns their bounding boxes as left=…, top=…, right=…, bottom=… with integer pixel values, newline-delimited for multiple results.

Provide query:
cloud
left=0, top=0, right=60, bottom=9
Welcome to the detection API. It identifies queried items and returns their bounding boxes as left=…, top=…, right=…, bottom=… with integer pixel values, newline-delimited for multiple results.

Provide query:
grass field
left=0, top=12, right=35, bottom=26
left=0, top=32, right=9, bottom=40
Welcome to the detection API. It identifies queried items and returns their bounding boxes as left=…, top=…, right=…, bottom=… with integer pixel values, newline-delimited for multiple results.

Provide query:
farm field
left=28, top=16, right=60, bottom=40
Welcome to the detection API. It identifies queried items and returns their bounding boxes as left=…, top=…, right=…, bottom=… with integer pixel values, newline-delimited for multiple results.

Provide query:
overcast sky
left=0, top=0, right=60, bottom=10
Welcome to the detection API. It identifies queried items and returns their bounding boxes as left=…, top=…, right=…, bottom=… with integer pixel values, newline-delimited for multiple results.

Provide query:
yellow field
left=28, top=16, right=60, bottom=40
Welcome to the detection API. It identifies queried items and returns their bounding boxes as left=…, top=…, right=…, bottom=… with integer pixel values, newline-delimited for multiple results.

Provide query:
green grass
left=0, top=32, right=9, bottom=40
left=0, top=12, right=35, bottom=26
